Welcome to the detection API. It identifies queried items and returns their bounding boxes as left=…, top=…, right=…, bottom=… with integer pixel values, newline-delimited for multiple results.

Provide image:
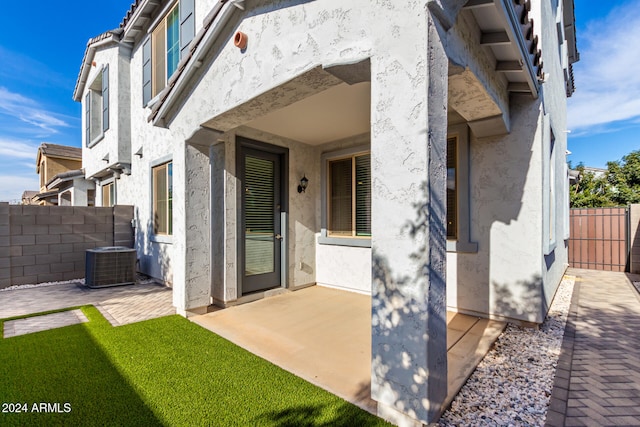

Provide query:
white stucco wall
left=316, top=242, right=371, bottom=294
left=446, top=0, right=571, bottom=324
left=82, top=44, right=132, bottom=179
left=537, top=0, right=570, bottom=309
left=447, top=96, right=545, bottom=323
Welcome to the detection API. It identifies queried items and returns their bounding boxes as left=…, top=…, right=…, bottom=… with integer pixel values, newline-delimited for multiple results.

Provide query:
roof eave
left=72, top=33, right=120, bottom=102
left=151, top=0, right=237, bottom=126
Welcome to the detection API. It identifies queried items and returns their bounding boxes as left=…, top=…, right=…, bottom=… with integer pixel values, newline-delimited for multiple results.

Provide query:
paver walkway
left=3, top=309, right=89, bottom=338
left=546, top=269, right=640, bottom=427
left=0, top=280, right=175, bottom=337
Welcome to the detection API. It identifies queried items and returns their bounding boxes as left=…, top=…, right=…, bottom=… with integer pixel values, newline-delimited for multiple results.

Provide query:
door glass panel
left=245, top=155, right=275, bottom=276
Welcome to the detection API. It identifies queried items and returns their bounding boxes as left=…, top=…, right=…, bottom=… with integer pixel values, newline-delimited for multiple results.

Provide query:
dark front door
left=239, top=142, right=285, bottom=294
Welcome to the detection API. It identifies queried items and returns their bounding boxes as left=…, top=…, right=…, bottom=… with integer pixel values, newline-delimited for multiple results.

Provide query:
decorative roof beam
left=496, top=60, right=523, bottom=72
left=507, top=82, right=530, bottom=92
left=464, top=0, right=494, bottom=9
left=496, top=0, right=539, bottom=97
left=480, top=31, right=510, bottom=46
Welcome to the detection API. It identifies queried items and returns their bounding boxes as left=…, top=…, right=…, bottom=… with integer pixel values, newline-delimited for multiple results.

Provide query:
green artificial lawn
left=0, top=307, right=390, bottom=426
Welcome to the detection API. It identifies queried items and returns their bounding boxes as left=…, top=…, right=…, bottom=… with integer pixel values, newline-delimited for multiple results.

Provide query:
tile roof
left=38, top=143, right=82, bottom=160
left=45, top=169, right=86, bottom=189
left=73, top=29, right=121, bottom=101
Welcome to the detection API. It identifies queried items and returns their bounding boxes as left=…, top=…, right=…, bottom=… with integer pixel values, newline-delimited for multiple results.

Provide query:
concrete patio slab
left=191, top=285, right=506, bottom=414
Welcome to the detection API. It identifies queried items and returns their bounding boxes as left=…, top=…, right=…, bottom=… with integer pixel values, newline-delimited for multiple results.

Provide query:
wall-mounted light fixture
left=297, top=175, right=309, bottom=193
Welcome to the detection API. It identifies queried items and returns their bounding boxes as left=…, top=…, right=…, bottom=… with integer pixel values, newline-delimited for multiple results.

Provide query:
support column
left=370, top=12, right=448, bottom=426
left=174, top=128, right=218, bottom=315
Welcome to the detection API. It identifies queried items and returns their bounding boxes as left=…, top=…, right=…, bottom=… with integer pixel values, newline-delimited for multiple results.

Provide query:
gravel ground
left=0, top=278, right=85, bottom=292
left=633, top=282, right=640, bottom=294
left=0, top=274, right=157, bottom=293
left=439, top=275, right=575, bottom=427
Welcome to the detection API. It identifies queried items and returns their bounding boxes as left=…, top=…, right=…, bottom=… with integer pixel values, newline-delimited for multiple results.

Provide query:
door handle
left=275, top=234, right=283, bottom=240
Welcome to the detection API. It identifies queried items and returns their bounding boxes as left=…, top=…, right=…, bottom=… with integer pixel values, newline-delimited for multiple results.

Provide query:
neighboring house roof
left=36, top=143, right=82, bottom=173
left=32, top=190, right=59, bottom=203
left=37, top=143, right=82, bottom=160
left=21, top=190, right=38, bottom=200
left=45, top=169, right=86, bottom=190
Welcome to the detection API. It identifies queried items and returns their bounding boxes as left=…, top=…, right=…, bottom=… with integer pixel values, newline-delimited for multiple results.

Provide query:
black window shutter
left=85, top=92, right=91, bottom=145
left=142, top=37, right=152, bottom=106
left=179, top=0, right=195, bottom=58
left=102, top=64, right=109, bottom=132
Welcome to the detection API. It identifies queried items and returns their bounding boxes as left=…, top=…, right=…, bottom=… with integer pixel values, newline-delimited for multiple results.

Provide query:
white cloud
left=0, top=174, right=39, bottom=203
left=0, top=137, right=39, bottom=161
left=567, top=2, right=640, bottom=133
left=0, top=87, right=70, bottom=134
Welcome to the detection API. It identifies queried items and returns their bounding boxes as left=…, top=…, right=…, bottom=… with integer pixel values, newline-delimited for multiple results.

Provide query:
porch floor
left=191, top=285, right=505, bottom=415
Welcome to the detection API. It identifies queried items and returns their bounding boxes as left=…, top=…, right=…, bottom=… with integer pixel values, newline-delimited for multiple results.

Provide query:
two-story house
left=73, top=0, right=578, bottom=424
left=32, top=143, right=95, bottom=206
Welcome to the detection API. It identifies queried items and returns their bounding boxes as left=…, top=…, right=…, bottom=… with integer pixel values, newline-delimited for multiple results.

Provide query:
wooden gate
left=569, top=207, right=629, bottom=272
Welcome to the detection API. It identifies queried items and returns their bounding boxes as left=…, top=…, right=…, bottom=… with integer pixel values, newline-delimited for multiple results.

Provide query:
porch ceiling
left=245, top=81, right=371, bottom=146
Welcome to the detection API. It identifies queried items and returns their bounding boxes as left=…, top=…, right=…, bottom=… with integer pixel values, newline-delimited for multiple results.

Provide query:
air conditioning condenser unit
left=85, top=246, right=136, bottom=288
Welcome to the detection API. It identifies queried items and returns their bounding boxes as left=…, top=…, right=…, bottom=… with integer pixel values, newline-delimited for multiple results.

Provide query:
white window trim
left=86, top=72, right=105, bottom=148
left=100, top=178, right=116, bottom=207
left=150, top=155, right=173, bottom=244
left=319, top=145, right=371, bottom=248
left=542, top=112, right=558, bottom=255
left=563, top=161, right=570, bottom=240
left=447, top=124, right=478, bottom=253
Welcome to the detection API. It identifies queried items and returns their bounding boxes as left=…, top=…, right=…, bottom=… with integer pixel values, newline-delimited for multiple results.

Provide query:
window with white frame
left=446, top=124, right=477, bottom=253
left=85, top=65, right=109, bottom=146
left=327, top=152, right=371, bottom=238
left=542, top=112, right=557, bottom=255
left=102, top=182, right=115, bottom=207
left=153, top=161, right=173, bottom=235
left=549, top=131, right=556, bottom=244
left=447, top=136, right=457, bottom=240
left=142, top=0, right=194, bottom=105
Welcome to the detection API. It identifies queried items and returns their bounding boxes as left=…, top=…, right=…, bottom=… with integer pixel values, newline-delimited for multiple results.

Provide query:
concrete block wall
left=630, top=204, right=640, bottom=274
left=0, top=203, right=134, bottom=289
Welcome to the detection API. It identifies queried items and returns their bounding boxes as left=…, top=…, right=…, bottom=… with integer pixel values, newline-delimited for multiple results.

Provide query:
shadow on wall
left=455, top=95, right=541, bottom=323
left=371, top=179, right=447, bottom=421
left=491, top=274, right=546, bottom=323
left=134, top=207, right=172, bottom=285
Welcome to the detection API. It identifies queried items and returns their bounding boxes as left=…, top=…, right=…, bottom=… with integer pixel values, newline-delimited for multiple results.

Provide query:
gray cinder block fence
left=0, top=203, right=134, bottom=289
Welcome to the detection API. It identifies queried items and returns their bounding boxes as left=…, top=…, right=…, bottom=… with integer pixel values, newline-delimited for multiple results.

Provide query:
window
left=549, top=131, right=556, bottom=243
left=85, top=65, right=109, bottom=146
left=153, top=162, right=173, bottom=235
left=446, top=137, right=457, bottom=239
left=327, top=153, right=371, bottom=238
left=143, top=0, right=195, bottom=105
left=446, top=125, right=477, bottom=253
left=542, top=112, right=557, bottom=255
left=102, top=182, right=115, bottom=207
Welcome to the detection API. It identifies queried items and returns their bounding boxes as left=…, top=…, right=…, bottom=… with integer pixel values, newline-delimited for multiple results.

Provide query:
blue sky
left=0, top=1, right=638, bottom=202
left=567, top=0, right=640, bottom=169
left=0, top=1, right=131, bottom=203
